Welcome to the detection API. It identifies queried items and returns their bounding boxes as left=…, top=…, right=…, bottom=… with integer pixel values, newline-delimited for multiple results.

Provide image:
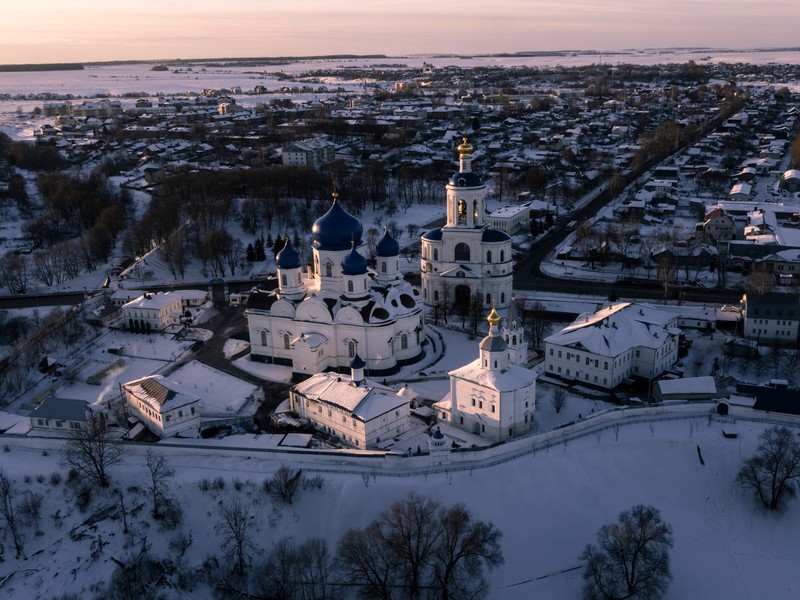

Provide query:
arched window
left=512, top=335, right=517, bottom=345
left=325, top=262, right=333, bottom=278
left=434, top=290, right=439, bottom=301
left=487, top=251, right=492, bottom=263
left=486, top=293, right=491, bottom=305
left=283, top=333, right=291, bottom=349
left=454, top=243, right=470, bottom=261
left=363, top=279, right=367, bottom=290
left=433, top=248, right=439, bottom=261
left=473, top=200, right=479, bottom=222
left=500, top=249, right=505, bottom=262
left=457, top=199, right=467, bottom=223
left=281, top=274, right=287, bottom=286
left=260, top=330, right=267, bottom=346
left=348, top=341, right=356, bottom=358
left=501, top=292, right=506, bottom=304
left=401, top=333, right=408, bottom=350
left=297, top=272, right=301, bottom=284
left=347, top=280, right=354, bottom=293
left=381, top=261, right=386, bottom=273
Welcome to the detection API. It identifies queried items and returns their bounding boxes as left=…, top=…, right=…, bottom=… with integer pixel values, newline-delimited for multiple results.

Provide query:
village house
left=122, top=375, right=201, bottom=438
left=30, top=398, right=102, bottom=433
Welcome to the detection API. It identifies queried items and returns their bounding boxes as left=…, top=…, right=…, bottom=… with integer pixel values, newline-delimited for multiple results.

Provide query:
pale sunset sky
left=1, top=0, right=797, bottom=64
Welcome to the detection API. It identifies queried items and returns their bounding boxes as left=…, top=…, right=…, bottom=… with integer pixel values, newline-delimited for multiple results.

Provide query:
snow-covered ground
left=0, top=415, right=798, bottom=599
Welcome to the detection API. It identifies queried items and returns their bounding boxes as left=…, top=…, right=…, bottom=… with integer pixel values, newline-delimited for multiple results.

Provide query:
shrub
left=50, top=472, right=62, bottom=486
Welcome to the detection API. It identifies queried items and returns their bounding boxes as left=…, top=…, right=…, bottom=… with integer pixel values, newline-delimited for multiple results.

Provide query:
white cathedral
left=421, top=139, right=514, bottom=309
left=245, top=193, right=425, bottom=381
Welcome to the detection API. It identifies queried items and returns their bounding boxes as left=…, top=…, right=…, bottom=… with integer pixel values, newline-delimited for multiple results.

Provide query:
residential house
left=702, top=208, right=736, bottom=243
left=30, top=398, right=102, bottom=433
left=122, top=375, right=200, bottom=437
left=740, top=293, right=800, bottom=344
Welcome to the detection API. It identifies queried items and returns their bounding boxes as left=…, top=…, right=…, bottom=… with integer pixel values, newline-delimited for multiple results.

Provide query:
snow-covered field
left=0, top=416, right=797, bottom=599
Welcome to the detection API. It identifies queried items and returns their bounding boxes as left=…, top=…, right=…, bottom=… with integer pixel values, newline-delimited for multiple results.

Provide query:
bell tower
left=445, top=138, right=486, bottom=229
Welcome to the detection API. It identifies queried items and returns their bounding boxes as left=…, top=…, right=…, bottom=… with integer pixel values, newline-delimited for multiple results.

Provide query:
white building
left=282, top=139, right=335, bottom=168
left=421, top=139, right=514, bottom=309
left=543, top=302, right=681, bottom=390
left=486, top=204, right=531, bottom=235
left=290, top=355, right=410, bottom=449
left=30, top=398, right=100, bottom=433
left=246, top=195, right=425, bottom=381
left=741, top=293, right=800, bottom=344
left=122, top=292, right=183, bottom=332
left=122, top=375, right=201, bottom=438
left=434, top=307, right=537, bottom=442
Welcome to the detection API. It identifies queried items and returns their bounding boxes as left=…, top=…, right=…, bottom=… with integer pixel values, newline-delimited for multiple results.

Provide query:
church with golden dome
left=433, top=306, right=537, bottom=442
left=420, top=139, right=514, bottom=310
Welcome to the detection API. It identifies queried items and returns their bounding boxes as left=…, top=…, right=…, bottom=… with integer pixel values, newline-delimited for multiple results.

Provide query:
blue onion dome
left=350, top=353, right=366, bottom=369
left=376, top=227, right=400, bottom=257
left=341, top=244, right=368, bottom=276
left=431, top=426, right=445, bottom=440
left=275, top=237, right=301, bottom=269
left=312, top=193, right=363, bottom=251
left=448, top=170, right=483, bottom=187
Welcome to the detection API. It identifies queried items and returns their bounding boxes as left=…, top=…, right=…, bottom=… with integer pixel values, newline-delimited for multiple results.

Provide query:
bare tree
left=252, top=537, right=298, bottom=600
left=383, top=492, right=440, bottom=599
left=0, top=470, right=24, bottom=557
left=145, top=450, right=174, bottom=520
left=267, top=465, right=302, bottom=505
left=552, top=388, right=568, bottom=414
left=217, top=498, right=255, bottom=578
left=431, top=502, right=504, bottom=600
left=336, top=493, right=503, bottom=600
left=295, top=537, right=336, bottom=600
left=526, top=300, right=550, bottom=351
left=581, top=504, right=673, bottom=600
left=737, top=426, right=800, bottom=511
left=62, top=419, right=122, bottom=488
left=745, top=263, right=774, bottom=295
left=336, top=523, right=395, bottom=600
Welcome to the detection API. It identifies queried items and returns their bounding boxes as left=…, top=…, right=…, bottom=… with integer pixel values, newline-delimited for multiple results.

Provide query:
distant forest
left=0, top=63, right=83, bottom=72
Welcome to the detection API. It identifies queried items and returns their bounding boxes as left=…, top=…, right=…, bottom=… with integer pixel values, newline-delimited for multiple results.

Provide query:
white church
left=421, top=139, right=514, bottom=310
left=435, top=304, right=536, bottom=442
left=245, top=193, right=425, bottom=381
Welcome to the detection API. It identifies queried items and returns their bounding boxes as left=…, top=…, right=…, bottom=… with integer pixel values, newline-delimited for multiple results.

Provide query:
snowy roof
left=545, top=302, right=678, bottom=355
left=293, top=372, right=409, bottom=422
left=123, top=292, right=180, bottom=310
left=31, top=398, right=90, bottom=422
left=449, top=359, right=537, bottom=393
left=655, top=376, right=717, bottom=396
left=124, top=375, right=200, bottom=413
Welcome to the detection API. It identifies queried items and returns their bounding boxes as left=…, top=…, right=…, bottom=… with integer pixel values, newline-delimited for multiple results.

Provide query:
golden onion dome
left=487, top=306, right=501, bottom=327
left=458, top=137, right=474, bottom=157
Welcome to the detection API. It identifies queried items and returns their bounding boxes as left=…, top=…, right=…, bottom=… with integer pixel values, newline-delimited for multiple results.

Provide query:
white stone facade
left=421, top=140, right=513, bottom=310
left=290, top=364, right=410, bottom=449
left=435, top=308, right=537, bottom=443
left=122, top=375, right=200, bottom=438
left=543, top=302, right=681, bottom=390
left=122, top=292, right=182, bottom=331
left=246, top=199, right=425, bottom=381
